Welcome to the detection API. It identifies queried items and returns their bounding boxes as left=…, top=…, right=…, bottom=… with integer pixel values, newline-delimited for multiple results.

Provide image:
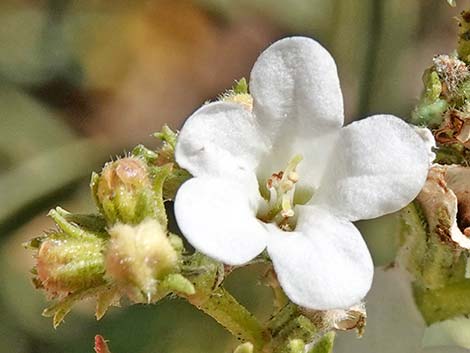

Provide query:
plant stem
left=186, top=287, right=269, bottom=351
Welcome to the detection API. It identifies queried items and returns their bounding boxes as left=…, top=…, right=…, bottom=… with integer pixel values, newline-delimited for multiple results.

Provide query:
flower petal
left=334, top=267, right=425, bottom=353
left=174, top=176, right=268, bottom=265
left=314, top=115, right=429, bottom=221
left=266, top=206, right=373, bottom=310
left=175, top=102, right=268, bottom=178
left=249, top=37, right=344, bottom=144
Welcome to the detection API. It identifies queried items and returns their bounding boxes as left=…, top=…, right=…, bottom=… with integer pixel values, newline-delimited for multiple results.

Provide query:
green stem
left=186, top=287, right=269, bottom=351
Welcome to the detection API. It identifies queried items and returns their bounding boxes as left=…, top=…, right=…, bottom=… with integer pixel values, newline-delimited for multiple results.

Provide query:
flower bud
left=105, top=219, right=179, bottom=303
left=35, top=232, right=106, bottom=296
left=92, top=157, right=158, bottom=225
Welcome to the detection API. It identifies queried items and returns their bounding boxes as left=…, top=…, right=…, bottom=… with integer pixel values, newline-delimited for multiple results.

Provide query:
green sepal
left=307, top=332, right=335, bottom=353
left=95, top=286, right=120, bottom=320
left=132, top=144, right=158, bottom=163
left=233, top=78, right=249, bottom=94
left=54, top=207, right=108, bottom=236
left=149, top=163, right=173, bottom=227
left=43, top=286, right=106, bottom=328
left=161, top=273, right=195, bottom=295
left=154, top=124, right=177, bottom=149
left=48, top=208, right=99, bottom=241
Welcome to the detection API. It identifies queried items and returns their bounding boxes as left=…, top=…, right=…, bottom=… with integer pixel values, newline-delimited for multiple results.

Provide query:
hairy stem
left=186, top=287, right=269, bottom=351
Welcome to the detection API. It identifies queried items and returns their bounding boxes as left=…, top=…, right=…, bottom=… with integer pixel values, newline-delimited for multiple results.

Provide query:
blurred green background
left=0, top=1, right=465, bottom=352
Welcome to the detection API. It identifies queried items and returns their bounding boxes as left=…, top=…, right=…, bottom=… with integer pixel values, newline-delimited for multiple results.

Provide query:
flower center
left=258, top=155, right=303, bottom=231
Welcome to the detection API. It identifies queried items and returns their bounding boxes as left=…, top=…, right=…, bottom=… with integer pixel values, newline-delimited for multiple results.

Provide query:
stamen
left=281, top=194, right=294, bottom=218
left=287, top=171, right=299, bottom=183
left=259, top=155, right=303, bottom=231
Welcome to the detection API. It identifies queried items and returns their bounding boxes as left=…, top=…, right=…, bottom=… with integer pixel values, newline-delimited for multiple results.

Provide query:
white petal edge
left=174, top=176, right=268, bottom=265
left=249, top=36, right=344, bottom=144
left=314, top=115, right=429, bottom=221
left=334, top=267, right=426, bottom=353
left=266, top=206, right=373, bottom=310
left=175, top=102, right=268, bottom=178
left=413, top=126, right=436, bottom=166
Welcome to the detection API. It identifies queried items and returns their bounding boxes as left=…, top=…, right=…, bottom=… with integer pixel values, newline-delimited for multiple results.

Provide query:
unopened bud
left=105, top=219, right=179, bottom=303
left=36, top=232, right=106, bottom=296
left=92, top=157, right=158, bottom=225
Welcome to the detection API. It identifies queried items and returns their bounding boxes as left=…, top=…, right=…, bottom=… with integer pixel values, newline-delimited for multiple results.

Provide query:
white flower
left=334, top=267, right=470, bottom=353
left=174, top=37, right=429, bottom=309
